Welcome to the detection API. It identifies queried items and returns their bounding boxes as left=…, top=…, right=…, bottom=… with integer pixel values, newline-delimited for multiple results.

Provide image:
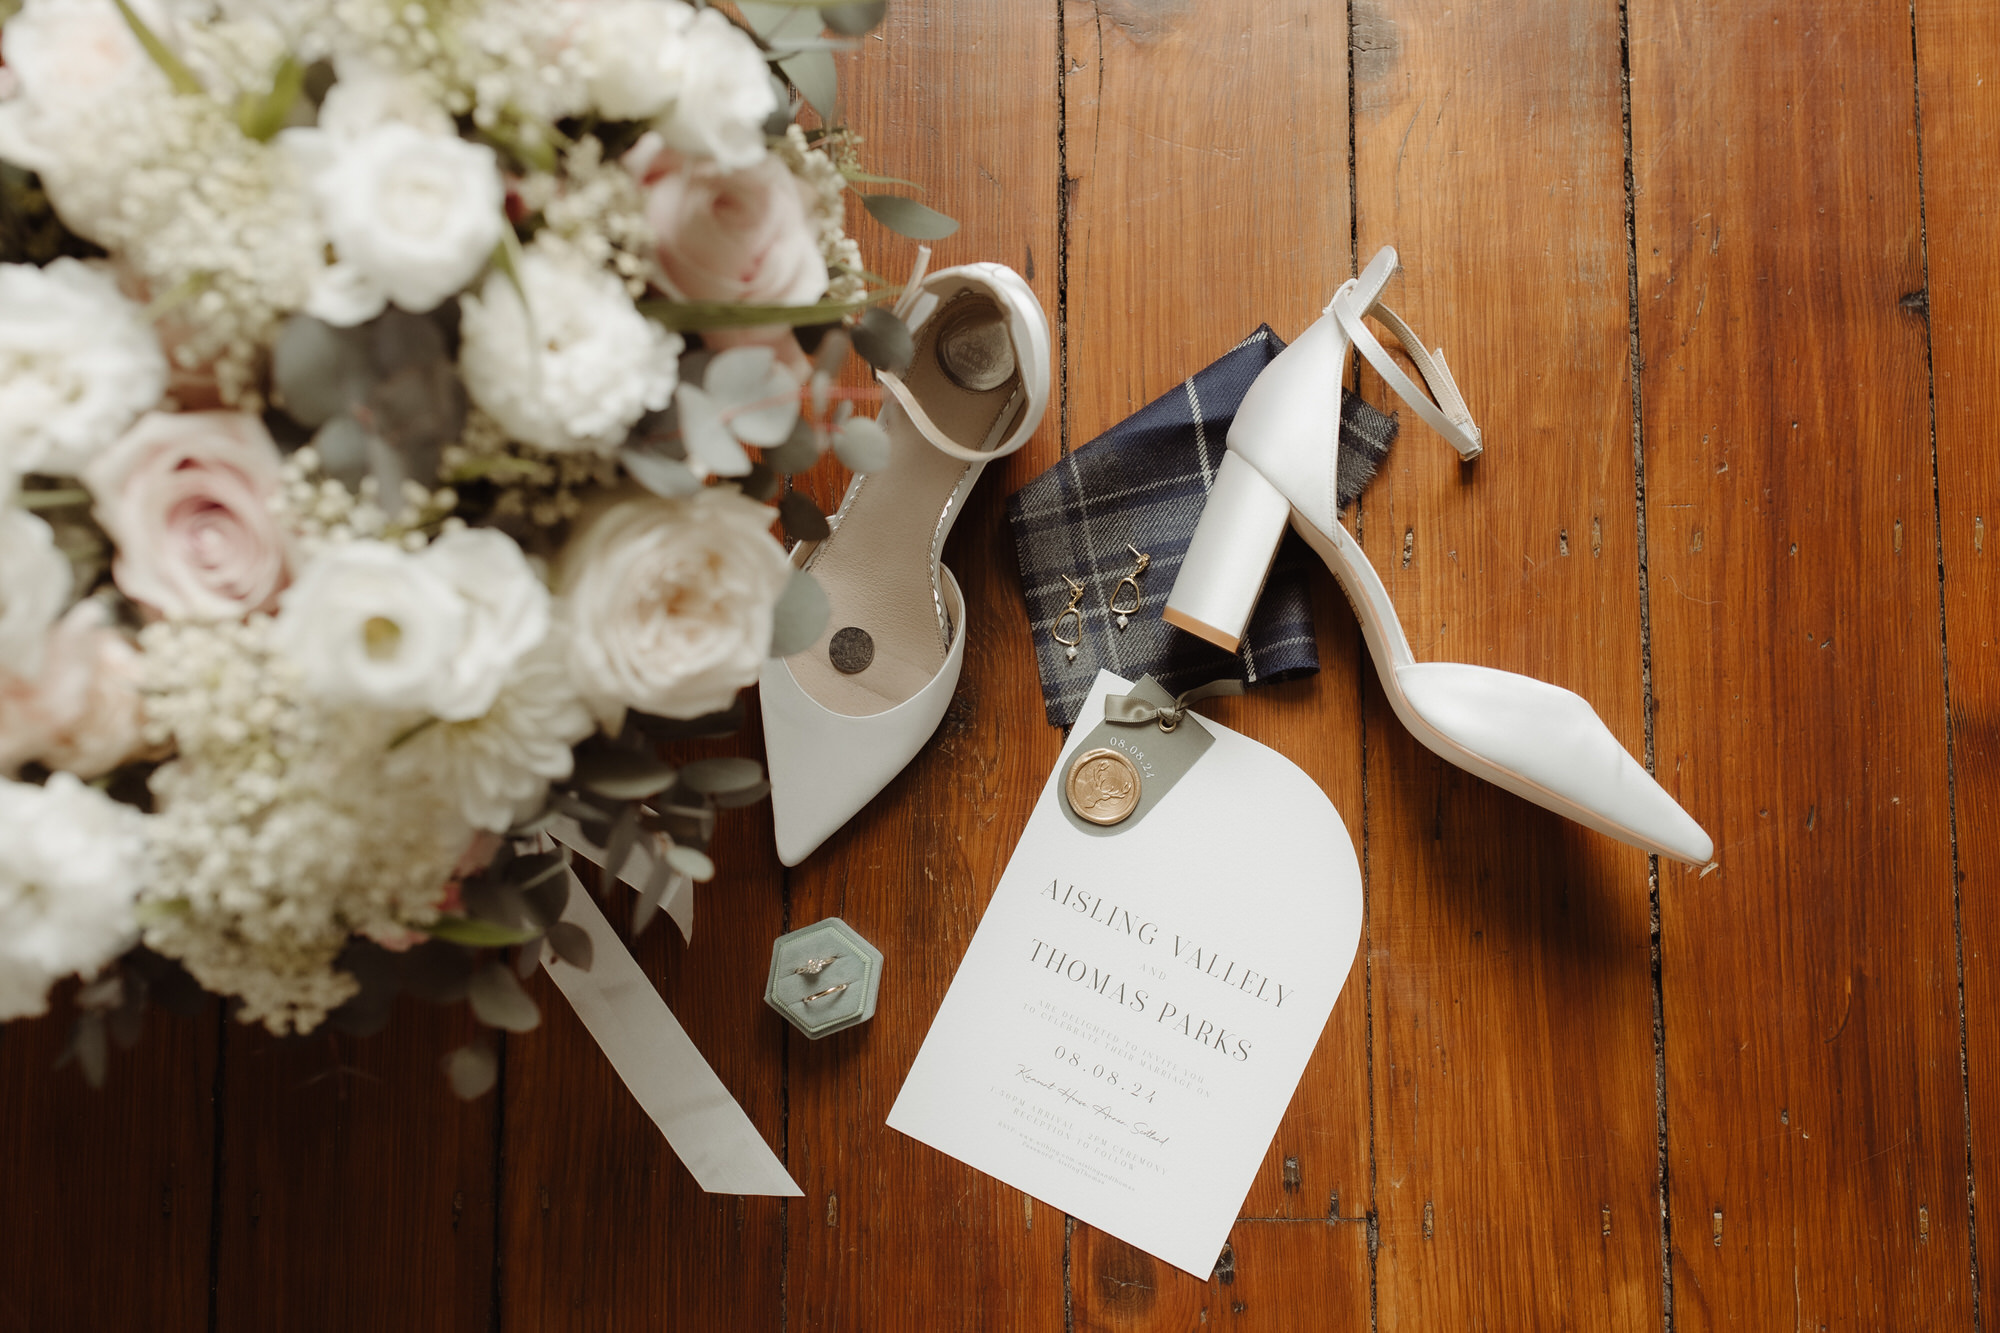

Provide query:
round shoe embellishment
left=1065, top=747, right=1141, bottom=826
left=935, top=300, right=1016, bottom=392
left=829, top=626, right=874, bottom=674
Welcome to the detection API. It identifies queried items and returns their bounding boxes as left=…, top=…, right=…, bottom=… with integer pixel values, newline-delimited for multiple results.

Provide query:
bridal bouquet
left=0, top=0, right=948, bottom=1090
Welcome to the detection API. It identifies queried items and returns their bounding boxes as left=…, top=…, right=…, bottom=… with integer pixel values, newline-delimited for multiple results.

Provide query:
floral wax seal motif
left=1065, top=747, right=1141, bottom=826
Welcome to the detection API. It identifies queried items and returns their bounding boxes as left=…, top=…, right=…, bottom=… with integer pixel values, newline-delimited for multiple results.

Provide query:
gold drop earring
left=1052, top=575, right=1086, bottom=662
left=1108, top=545, right=1150, bottom=631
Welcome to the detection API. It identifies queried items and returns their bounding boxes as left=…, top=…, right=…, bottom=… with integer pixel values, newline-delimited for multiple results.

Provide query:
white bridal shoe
left=1163, top=247, right=1713, bottom=866
left=761, top=263, right=1051, bottom=865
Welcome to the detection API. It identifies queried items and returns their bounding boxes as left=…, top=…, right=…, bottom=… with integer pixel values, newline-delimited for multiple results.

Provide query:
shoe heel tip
left=1161, top=603, right=1243, bottom=654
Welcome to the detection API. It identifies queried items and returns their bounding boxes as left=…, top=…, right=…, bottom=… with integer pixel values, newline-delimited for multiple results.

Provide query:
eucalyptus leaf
left=778, top=491, right=831, bottom=542
left=769, top=568, right=830, bottom=656
left=664, top=843, right=717, bottom=881
left=310, top=416, right=378, bottom=489
left=862, top=194, right=961, bottom=241
left=71, top=1013, right=109, bottom=1089
left=463, top=878, right=530, bottom=929
left=620, top=447, right=703, bottom=499
left=833, top=415, right=892, bottom=473
left=573, top=749, right=680, bottom=801
left=544, top=921, right=594, bottom=971
left=712, top=778, right=773, bottom=810
left=505, top=849, right=568, bottom=888
left=522, top=870, right=571, bottom=931
left=739, top=0, right=820, bottom=39
left=851, top=306, right=914, bottom=374
left=820, top=1, right=887, bottom=36
left=426, top=916, right=540, bottom=948
left=441, top=1040, right=498, bottom=1100
left=603, top=802, right=640, bottom=882
left=272, top=314, right=372, bottom=428
left=624, top=701, right=747, bottom=740
left=680, top=755, right=766, bottom=795
left=631, top=855, right=673, bottom=938
left=469, top=962, right=541, bottom=1032
left=514, top=937, right=542, bottom=979
left=399, top=940, right=476, bottom=1003
left=737, top=461, right=783, bottom=502
left=763, top=418, right=822, bottom=475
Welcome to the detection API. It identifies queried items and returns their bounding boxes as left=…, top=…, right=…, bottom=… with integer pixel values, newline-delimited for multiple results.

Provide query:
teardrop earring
left=1108, top=545, right=1150, bottom=631
left=1051, top=575, right=1086, bottom=662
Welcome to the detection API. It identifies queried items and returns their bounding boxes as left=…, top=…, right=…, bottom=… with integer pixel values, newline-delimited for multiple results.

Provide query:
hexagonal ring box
left=764, top=917, right=883, bottom=1039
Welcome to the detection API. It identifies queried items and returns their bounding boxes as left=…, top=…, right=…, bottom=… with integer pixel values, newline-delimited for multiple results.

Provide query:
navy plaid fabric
left=1006, top=326, right=1400, bottom=729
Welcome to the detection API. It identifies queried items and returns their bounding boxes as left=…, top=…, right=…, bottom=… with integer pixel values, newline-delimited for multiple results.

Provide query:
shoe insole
left=788, top=291, right=1023, bottom=718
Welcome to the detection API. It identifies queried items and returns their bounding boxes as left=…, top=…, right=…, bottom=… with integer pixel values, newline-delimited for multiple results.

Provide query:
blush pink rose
left=627, top=133, right=829, bottom=306
left=0, top=600, right=147, bottom=778
left=83, top=411, right=291, bottom=621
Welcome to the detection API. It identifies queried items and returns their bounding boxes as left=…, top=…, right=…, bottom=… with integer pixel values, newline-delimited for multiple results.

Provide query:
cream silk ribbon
left=539, top=823, right=799, bottom=1197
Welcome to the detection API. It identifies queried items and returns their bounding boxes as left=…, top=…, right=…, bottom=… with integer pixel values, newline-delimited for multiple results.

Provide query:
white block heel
left=1160, top=451, right=1292, bottom=652
left=1164, top=245, right=1713, bottom=866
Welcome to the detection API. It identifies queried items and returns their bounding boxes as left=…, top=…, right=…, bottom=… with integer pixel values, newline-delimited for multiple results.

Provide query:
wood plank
left=499, top=741, right=788, bottom=1331
left=1349, top=0, right=1665, bottom=1327
left=1631, top=0, right=1971, bottom=1324
left=210, top=1002, right=496, bottom=1330
left=1073, top=1219, right=1369, bottom=1331
left=1059, top=0, right=1370, bottom=1256
left=1916, top=0, right=2000, bottom=1304
left=0, top=1005, right=217, bottom=1333
left=780, top=2, right=1067, bottom=1328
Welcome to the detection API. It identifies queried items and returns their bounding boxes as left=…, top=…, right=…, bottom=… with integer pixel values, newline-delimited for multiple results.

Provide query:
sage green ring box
left=764, top=917, right=883, bottom=1038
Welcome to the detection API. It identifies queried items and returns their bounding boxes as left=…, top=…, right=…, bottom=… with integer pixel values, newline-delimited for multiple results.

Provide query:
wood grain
left=1059, top=0, right=1373, bottom=1324
left=1347, top=0, right=1667, bottom=1327
left=210, top=1004, right=496, bottom=1331
left=1631, top=0, right=1971, bottom=1324
left=781, top=3, right=1067, bottom=1329
left=499, top=738, right=789, bottom=1332
left=0, top=1007, right=216, bottom=1333
left=1918, top=0, right=2000, bottom=1308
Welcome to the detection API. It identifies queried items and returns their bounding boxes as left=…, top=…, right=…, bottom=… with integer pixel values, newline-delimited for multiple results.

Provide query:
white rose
left=458, top=243, right=683, bottom=455
left=273, top=540, right=467, bottom=712
left=286, top=121, right=504, bottom=325
left=555, top=488, right=791, bottom=727
left=0, top=772, right=146, bottom=1021
left=655, top=7, right=777, bottom=170
left=0, top=598, right=147, bottom=779
left=312, top=61, right=458, bottom=142
left=414, top=527, right=552, bottom=722
left=579, top=0, right=695, bottom=120
left=0, top=260, right=169, bottom=477
left=628, top=138, right=828, bottom=306
left=0, top=505, right=72, bottom=678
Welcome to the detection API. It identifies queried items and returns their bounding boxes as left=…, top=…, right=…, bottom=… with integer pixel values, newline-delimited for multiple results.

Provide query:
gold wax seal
left=1066, top=748, right=1141, bottom=826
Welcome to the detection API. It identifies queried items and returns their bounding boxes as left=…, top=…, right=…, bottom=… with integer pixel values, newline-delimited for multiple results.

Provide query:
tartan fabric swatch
left=1006, top=326, right=1401, bottom=729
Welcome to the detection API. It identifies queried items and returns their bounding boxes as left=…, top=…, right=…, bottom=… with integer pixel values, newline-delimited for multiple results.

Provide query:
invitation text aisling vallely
left=1029, top=879, right=1298, bottom=1062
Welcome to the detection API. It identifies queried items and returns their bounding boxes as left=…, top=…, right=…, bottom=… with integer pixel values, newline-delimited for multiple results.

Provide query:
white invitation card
left=887, top=671, right=1363, bottom=1277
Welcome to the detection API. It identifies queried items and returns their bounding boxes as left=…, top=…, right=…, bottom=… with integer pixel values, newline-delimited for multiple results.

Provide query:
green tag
left=1058, top=675, right=1215, bottom=838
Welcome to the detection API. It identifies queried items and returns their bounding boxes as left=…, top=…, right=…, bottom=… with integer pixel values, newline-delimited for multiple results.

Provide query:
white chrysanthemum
left=458, top=242, right=683, bottom=455
left=0, top=0, right=174, bottom=136
left=396, top=637, right=594, bottom=832
left=273, top=540, right=467, bottom=712
left=0, top=772, right=146, bottom=1021
left=139, top=617, right=472, bottom=1033
left=0, top=261, right=169, bottom=477
left=578, top=0, right=694, bottom=120
left=287, top=121, right=504, bottom=325
left=0, top=506, right=72, bottom=679
left=655, top=7, right=777, bottom=170
left=414, top=527, right=551, bottom=722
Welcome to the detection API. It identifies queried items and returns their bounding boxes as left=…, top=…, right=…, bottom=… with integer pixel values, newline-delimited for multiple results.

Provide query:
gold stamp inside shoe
left=1065, top=747, right=1141, bottom=826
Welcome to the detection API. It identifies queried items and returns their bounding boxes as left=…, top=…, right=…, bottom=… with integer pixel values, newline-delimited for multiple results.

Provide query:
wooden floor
left=7, top=0, right=1999, bottom=1327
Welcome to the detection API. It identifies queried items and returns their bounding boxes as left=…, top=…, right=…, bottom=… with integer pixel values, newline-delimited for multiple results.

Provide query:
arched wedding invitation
left=887, top=670, right=1364, bottom=1276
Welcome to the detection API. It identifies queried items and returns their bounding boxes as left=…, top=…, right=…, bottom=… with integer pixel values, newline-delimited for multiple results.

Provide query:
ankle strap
left=875, top=370, right=1030, bottom=464
left=1330, top=279, right=1483, bottom=460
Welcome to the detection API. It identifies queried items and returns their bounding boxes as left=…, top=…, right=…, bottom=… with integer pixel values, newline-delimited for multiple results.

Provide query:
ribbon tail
left=540, top=871, right=802, bottom=1197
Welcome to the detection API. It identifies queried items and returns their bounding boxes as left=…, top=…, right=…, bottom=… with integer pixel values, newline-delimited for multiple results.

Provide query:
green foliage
left=862, top=194, right=960, bottom=241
